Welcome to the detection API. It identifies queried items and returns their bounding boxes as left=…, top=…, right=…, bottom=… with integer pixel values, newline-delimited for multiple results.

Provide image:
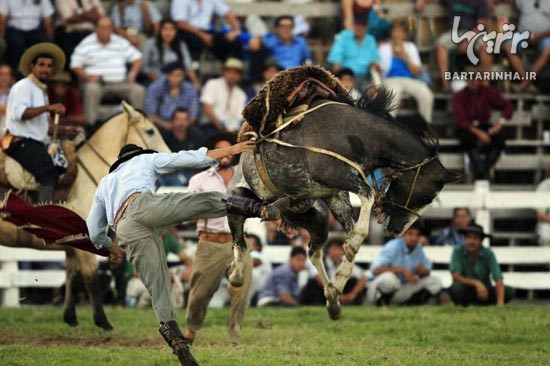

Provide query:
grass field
left=0, top=305, right=549, bottom=366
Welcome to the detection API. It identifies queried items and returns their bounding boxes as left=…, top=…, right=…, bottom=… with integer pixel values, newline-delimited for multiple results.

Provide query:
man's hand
left=225, top=30, right=240, bottom=41
left=233, top=141, right=256, bottom=154
left=339, top=292, right=356, bottom=305
left=475, top=129, right=491, bottom=145
left=402, top=269, right=419, bottom=284
left=200, top=32, right=213, bottom=46
left=47, top=103, right=67, bottom=116
left=475, top=281, right=488, bottom=301
left=488, top=120, right=504, bottom=135
left=108, top=244, right=125, bottom=264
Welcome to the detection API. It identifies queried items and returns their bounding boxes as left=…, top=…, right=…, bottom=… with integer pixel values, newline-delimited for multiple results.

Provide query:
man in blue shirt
left=328, top=16, right=380, bottom=84
left=367, top=224, right=445, bottom=305
left=87, top=142, right=286, bottom=366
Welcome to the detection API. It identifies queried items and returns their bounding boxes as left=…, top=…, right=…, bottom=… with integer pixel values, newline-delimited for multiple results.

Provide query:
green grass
left=0, top=306, right=549, bottom=365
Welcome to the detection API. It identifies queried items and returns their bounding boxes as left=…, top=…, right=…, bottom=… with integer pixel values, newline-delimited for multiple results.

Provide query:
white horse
left=0, top=102, right=170, bottom=329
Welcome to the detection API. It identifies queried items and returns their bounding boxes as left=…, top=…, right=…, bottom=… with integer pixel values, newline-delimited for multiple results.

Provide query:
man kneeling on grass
left=449, top=223, right=509, bottom=306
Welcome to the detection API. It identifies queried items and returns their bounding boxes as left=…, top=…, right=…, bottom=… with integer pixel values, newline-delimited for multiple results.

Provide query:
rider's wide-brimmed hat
left=19, top=42, right=66, bottom=77
left=109, top=144, right=158, bottom=173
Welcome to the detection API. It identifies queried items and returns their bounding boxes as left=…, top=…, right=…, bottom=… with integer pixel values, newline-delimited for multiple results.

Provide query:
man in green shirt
left=449, top=223, right=506, bottom=306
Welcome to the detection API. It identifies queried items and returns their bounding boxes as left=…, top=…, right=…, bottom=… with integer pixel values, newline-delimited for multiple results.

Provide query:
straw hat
left=19, top=42, right=66, bottom=77
left=50, top=70, right=72, bottom=84
left=223, top=58, right=244, bottom=73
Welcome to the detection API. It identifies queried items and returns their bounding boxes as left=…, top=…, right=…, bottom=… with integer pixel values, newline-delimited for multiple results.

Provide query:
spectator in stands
left=257, top=246, right=307, bottom=307
left=48, top=71, right=86, bottom=128
left=449, top=223, right=507, bottom=306
left=425, top=0, right=493, bottom=91
left=266, top=220, right=290, bottom=245
left=503, top=0, right=550, bottom=92
left=379, top=20, right=433, bottom=123
left=71, top=17, right=144, bottom=125
left=171, top=0, right=242, bottom=61
left=301, top=238, right=366, bottom=305
left=55, top=0, right=105, bottom=60
left=535, top=168, right=550, bottom=246
left=366, top=223, right=446, bottom=305
left=246, top=233, right=272, bottom=304
left=0, top=64, right=13, bottom=133
left=142, top=19, right=199, bottom=89
left=110, top=0, right=161, bottom=49
left=200, top=58, right=246, bottom=134
left=452, top=72, right=514, bottom=181
left=249, top=16, right=311, bottom=71
left=433, top=208, right=472, bottom=246
left=335, top=68, right=361, bottom=101
left=327, top=16, right=380, bottom=87
left=0, top=0, right=55, bottom=71
left=146, top=62, right=200, bottom=130
left=156, top=108, right=205, bottom=187
left=341, top=0, right=392, bottom=42
left=248, top=62, right=281, bottom=100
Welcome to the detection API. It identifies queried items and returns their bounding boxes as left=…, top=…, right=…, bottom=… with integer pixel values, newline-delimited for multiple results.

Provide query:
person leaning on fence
left=449, top=223, right=511, bottom=306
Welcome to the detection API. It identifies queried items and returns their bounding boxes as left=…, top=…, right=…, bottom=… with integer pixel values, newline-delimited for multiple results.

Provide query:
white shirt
left=171, top=0, right=229, bottom=31
left=200, top=77, right=246, bottom=132
left=87, top=149, right=217, bottom=249
left=378, top=42, right=422, bottom=79
left=251, top=249, right=272, bottom=293
left=5, top=76, right=49, bottom=142
left=0, top=0, right=54, bottom=31
left=536, top=178, right=550, bottom=242
left=70, top=33, right=142, bottom=83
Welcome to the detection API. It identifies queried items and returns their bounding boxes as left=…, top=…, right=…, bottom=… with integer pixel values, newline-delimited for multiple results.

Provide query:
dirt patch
left=0, top=333, right=164, bottom=348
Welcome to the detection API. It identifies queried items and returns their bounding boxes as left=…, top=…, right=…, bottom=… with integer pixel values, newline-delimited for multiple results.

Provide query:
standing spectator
left=0, top=64, right=13, bottom=133
left=184, top=132, right=253, bottom=346
left=48, top=71, right=86, bottom=127
left=425, top=0, right=492, bottom=91
left=0, top=0, right=54, bottom=71
left=452, top=74, right=514, bottom=181
left=335, top=68, right=361, bottom=101
left=55, top=0, right=105, bottom=61
left=249, top=16, right=311, bottom=72
left=327, top=16, right=380, bottom=86
left=110, top=0, right=162, bottom=48
left=301, top=238, right=366, bottom=306
left=200, top=58, right=246, bottom=134
left=71, top=17, right=144, bottom=125
left=245, top=233, right=272, bottom=304
left=449, top=223, right=508, bottom=306
left=145, top=62, right=200, bottom=130
left=366, top=224, right=445, bottom=305
left=142, top=19, right=199, bottom=89
left=535, top=167, right=550, bottom=246
left=257, top=246, right=307, bottom=307
left=379, top=20, right=433, bottom=123
left=433, top=208, right=472, bottom=246
left=171, top=0, right=242, bottom=61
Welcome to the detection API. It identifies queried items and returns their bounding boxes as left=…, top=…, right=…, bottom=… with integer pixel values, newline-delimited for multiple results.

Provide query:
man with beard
left=3, top=43, right=67, bottom=202
left=184, top=132, right=253, bottom=346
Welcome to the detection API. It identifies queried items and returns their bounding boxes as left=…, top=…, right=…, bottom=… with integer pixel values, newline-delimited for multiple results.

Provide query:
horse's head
left=121, top=101, right=170, bottom=153
left=376, top=158, right=460, bottom=236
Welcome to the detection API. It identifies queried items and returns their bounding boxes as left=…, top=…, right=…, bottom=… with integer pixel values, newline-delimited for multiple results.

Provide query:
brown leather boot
left=159, top=321, right=198, bottom=366
left=224, top=196, right=289, bottom=221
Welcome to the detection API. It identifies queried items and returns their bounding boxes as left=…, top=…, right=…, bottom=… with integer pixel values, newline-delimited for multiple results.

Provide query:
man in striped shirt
left=71, top=17, right=145, bottom=125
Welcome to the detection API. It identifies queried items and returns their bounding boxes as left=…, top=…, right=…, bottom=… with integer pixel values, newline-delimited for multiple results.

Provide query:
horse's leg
left=326, top=194, right=375, bottom=319
left=63, top=249, right=79, bottom=327
left=77, top=250, right=113, bottom=331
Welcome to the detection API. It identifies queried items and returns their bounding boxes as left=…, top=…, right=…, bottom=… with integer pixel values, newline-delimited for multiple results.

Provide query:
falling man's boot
left=224, top=196, right=290, bottom=220
left=159, top=320, right=198, bottom=366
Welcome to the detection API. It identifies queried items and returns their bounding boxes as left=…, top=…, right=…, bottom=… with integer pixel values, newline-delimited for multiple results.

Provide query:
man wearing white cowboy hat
left=2, top=42, right=67, bottom=202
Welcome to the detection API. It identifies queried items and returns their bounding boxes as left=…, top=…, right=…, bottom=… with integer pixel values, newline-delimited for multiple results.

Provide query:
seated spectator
left=200, top=58, right=246, bottom=134
left=535, top=167, right=550, bottom=246
left=452, top=73, right=514, bottom=181
left=0, top=0, right=54, bottom=71
left=55, top=0, right=104, bottom=60
left=246, top=233, right=272, bottom=304
left=110, top=0, right=161, bottom=48
left=249, top=16, right=311, bottom=72
left=156, top=108, right=205, bottom=187
left=248, top=62, right=282, bottom=100
left=142, top=19, right=199, bottom=89
left=171, top=0, right=242, bottom=61
left=429, top=0, right=492, bottom=91
left=328, top=16, right=380, bottom=87
left=433, top=208, right=472, bottom=246
left=71, top=17, right=144, bottom=125
left=0, top=64, right=13, bottom=132
left=335, top=68, right=361, bottom=101
left=301, top=238, right=366, bottom=305
left=257, top=246, right=307, bottom=307
left=503, top=0, right=550, bottom=92
left=48, top=71, right=86, bottom=127
left=379, top=20, right=433, bottom=123
left=366, top=223, right=446, bottom=305
left=266, top=220, right=290, bottom=245
left=449, top=223, right=508, bottom=306
left=146, top=62, right=200, bottom=130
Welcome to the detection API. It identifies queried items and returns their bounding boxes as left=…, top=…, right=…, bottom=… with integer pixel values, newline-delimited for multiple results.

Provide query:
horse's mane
left=356, top=86, right=439, bottom=157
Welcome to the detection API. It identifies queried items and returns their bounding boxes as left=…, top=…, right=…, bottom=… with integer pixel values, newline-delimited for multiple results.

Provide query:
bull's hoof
left=325, top=284, right=342, bottom=321
left=94, top=312, right=114, bottom=331
left=227, top=282, right=243, bottom=296
left=63, top=310, right=78, bottom=327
